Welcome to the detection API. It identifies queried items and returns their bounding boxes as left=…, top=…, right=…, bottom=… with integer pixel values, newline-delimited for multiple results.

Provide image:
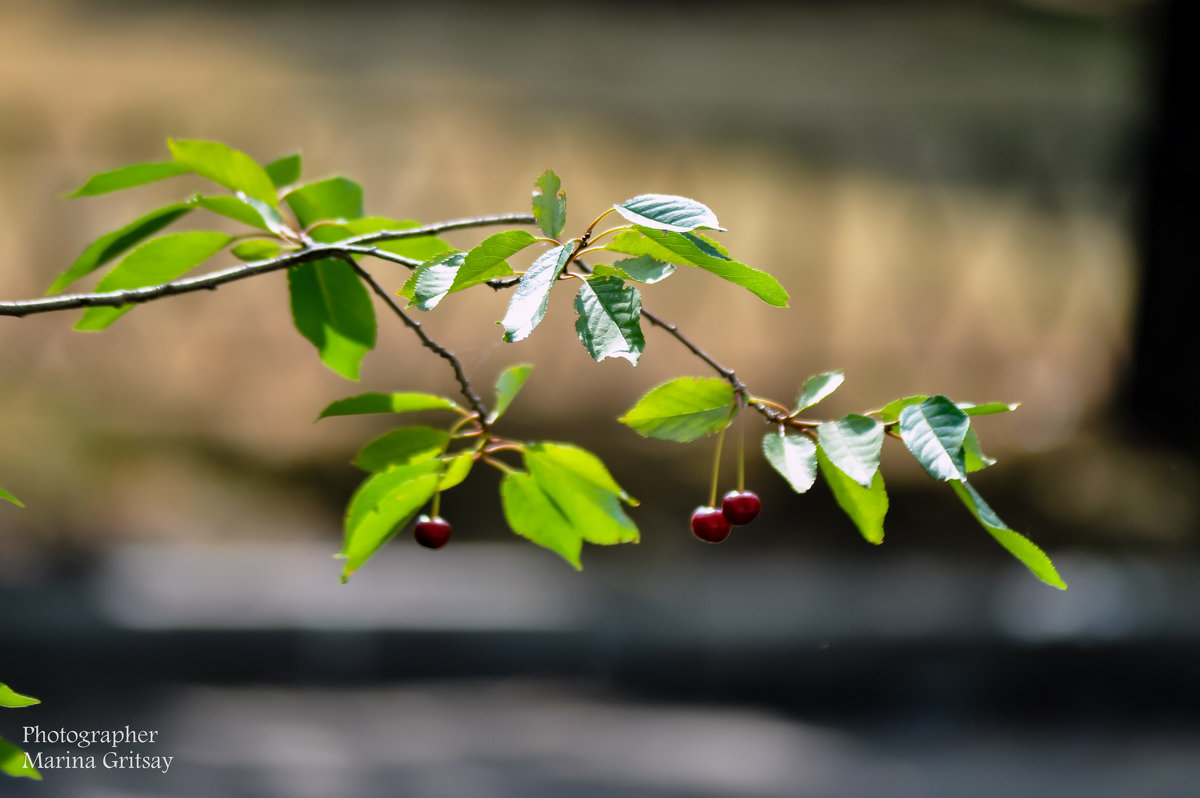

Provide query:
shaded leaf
left=592, top=256, right=675, bottom=284
left=817, top=414, right=884, bottom=488
left=354, top=426, right=449, bottom=472
left=898, top=396, right=970, bottom=481
left=761, top=429, right=818, bottom=493
left=341, top=462, right=440, bottom=580
left=818, top=445, right=887, bottom=544
left=532, top=170, right=566, bottom=239
left=0, top=736, right=40, bottom=780
left=75, top=231, right=233, bottom=331
left=574, top=276, right=645, bottom=364
left=231, top=239, right=283, bottom=261
left=191, top=193, right=288, bottom=234
left=284, top=177, right=363, bottom=227
left=614, top=194, right=725, bottom=232
left=794, top=370, right=845, bottom=412
left=606, top=229, right=787, bottom=306
left=288, top=257, right=376, bottom=380
left=0, top=488, right=24, bottom=508
left=48, top=203, right=193, bottom=294
left=318, top=392, right=460, bottom=420
left=66, top=161, right=190, bottom=198
left=952, top=480, right=1066, bottom=589
left=264, top=152, right=302, bottom=187
left=500, top=471, right=582, bottom=569
left=501, top=244, right=573, bottom=342
left=619, top=377, right=735, bottom=442
left=489, top=363, right=533, bottom=423
left=168, top=139, right=278, bottom=206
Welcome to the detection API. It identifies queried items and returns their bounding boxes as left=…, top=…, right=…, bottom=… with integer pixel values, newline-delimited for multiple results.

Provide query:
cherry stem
left=709, top=422, right=727, bottom=509
left=431, top=487, right=441, bottom=518
left=737, top=399, right=746, bottom=492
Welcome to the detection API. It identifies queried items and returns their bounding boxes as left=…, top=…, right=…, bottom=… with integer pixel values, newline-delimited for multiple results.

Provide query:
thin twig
left=345, top=258, right=489, bottom=425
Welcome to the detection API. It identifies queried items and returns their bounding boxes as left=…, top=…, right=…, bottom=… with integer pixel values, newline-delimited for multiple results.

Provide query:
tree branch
left=345, top=258, right=490, bottom=425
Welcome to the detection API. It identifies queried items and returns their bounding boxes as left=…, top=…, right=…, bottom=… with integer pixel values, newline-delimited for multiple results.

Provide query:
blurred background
left=2, top=0, right=1197, bottom=795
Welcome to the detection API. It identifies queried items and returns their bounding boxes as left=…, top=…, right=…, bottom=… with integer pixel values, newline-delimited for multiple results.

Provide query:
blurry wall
left=0, top=1, right=1152, bottom=553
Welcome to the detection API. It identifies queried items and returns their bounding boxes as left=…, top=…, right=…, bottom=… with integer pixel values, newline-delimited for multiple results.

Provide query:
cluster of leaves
left=0, top=138, right=1064, bottom=590
left=0, top=684, right=40, bottom=781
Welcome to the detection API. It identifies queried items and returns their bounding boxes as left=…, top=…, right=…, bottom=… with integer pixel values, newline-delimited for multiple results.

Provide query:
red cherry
left=414, top=515, right=452, bottom=549
left=691, top=506, right=732, bottom=543
left=721, top=490, right=762, bottom=525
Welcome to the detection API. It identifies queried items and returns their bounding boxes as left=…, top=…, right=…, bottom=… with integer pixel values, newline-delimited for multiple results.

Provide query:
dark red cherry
left=414, top=515, right=452, bottom=549
left=691, top=506, right=732, bottom=543
left=721, top=490, right=762, bottom=525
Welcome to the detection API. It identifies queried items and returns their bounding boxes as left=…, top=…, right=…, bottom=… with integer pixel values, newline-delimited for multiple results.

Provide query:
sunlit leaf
left=0, top=488, right=24, bottom=508
left=264, top=152, right=302, bottom=187
left=341, top=462, right=440, bottom=580
left=817, top=414, right=884, bottom=488
left=592, top=256, right=675, bottom=284
left=66, top=161, right=190, bottom=198
left=452, top=230, right=533, bottom=293
left=761, top=429, right=818, bottom=493
left=0, top=736, right=40, bottom=780
left=408, top=252, right=466, bottom=311
left=168, top=139, right=278, bottom=206
left=0, top=684, right=38, bottom=708
left=231, top=239, right=284, bottom=261
left=190, top=193, right=288, bottom=234
left=48, top=203, right=193, bottom=294
left=284, top=177, right=363, bottom=227
left=525, top=442, right=637, bottom=505
left=318, top=392, right=460, bottom=420
left=489, top=363, right=533, bottom=423
left=794, top=370, right=845, bottom=412
left=438, top=451, right=475, bottom=491
left=817, top=445, right=887, bottom=544
left=606, top=229, right=787, bottom=307
left=619, top=376, right=735, bottom=442
left=500, top=471, right=582, bottom=569
left=353, top=426, right=450, bottom=472
left=323, top=217, right=452, bottom=262
left=74, top=231, right=233, bottom=331
left=524, top=449, right=639, bottom=546
left=879, top=395, right=1019, bottom=424
left=898, top=396, right=970, bottom=481
left=288, top=257, right=376, bottom=380
left=964, top=428, right=997, bottom=473
left=952, top=480, right=1066, bottom=589
left=574, top=276, right=645, bottom=364
left=532, top=170, right=566, bottom=239
left=614, top=194, right=725, bottom=233
left=500, top=244, right=573, bottom=343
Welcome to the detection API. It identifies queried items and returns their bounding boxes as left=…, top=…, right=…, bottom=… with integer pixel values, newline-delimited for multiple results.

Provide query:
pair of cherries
left=691, top=490, right=761, bottom=543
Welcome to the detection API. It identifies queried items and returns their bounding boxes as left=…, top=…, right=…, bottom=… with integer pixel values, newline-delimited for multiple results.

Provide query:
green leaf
left=593, top=256, right=676, bottom=284
left=354, top=426, right=449, bottom=472
left=438, top=451, right=475, bottom=491
left=341, top=462, right=440, bottom=580
left=619, top=377, right=735, bottom=442
left=524, top=449, right=639, bottom=546
left=168, top=139, right=277, bottom=207
left=501, top=244, right=574, bottom=342
left=574, top=276, right=645, bottom=365
left=74, top=231, right=233, bottom=331
left=318, top=392, right=460, bottom=420
left=898, top=396, right=971, bottom=481
left=0, top=684, right=39, bottom=708
left=525, top=442, right=637, bottom=505
left=264, top=152, right=302, bottom=187
left=288, top=258, right=376, bottom=380
left=0, top=488, right=24, bottom=508
left=0, top=736, right=40, bottom=780
left=489, top=363, right=533, bottom=423
left=794, top=370, right=845, bottom=412
left=452, top=230, right=533, bottom=293
left=284, top=177, right=363, bottom=227
left=322, top=217, right=452, bottom=262
left=817, top=414, right=884, bottom=489
left=66, top=161, right=190, bottom=198
left=191, top=193, right=288, bottom=234
left=964, top=428, right=997, bottom=473
left=614, top=194, right=725, bottom=233
left=951, top=480, right=1066, bottom=589
left=532, top=170, right=567, bottom=239
left=606, top=229, right=787, bottom=307
left=231, top=239, right=284, bottom=261
left=817, top=445, right=887, bottom=544
left=408, top=251, right=466, bottom=311
left=48, top=203, right=193, bottom=294
left=500, top=471, right=582, bottom=569
left=761, top=429, right=818, bottom=493
left=879, top=395, right=1019, bottom=424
